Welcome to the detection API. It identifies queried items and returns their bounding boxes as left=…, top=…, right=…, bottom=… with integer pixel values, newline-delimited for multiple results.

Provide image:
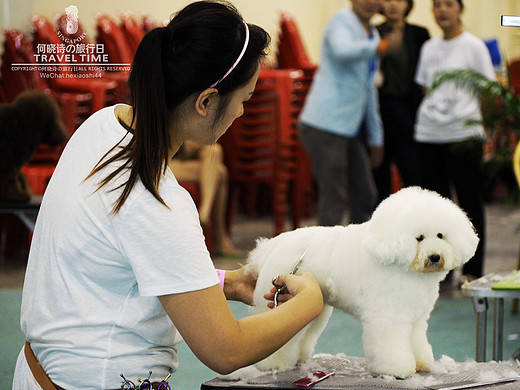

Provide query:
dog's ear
left=446, top=214, right=479, bottom=266
left=362, top=228, right=418, bottom=267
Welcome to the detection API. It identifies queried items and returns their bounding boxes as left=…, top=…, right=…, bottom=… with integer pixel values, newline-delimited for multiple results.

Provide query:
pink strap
left=215, top=269, right=225, bottom=290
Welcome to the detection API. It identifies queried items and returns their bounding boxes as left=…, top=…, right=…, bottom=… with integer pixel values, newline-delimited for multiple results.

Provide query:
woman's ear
left=195, top=88, right=218, bottom=117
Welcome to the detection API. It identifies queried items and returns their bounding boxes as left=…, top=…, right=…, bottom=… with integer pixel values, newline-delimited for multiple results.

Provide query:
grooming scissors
left=272, top=248, right=308, bottom=308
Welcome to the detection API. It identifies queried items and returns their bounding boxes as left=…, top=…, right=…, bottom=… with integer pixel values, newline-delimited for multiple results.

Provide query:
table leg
left=492, top=298, right=504, bottom=361
left=472, top=297, right=488, bottom=362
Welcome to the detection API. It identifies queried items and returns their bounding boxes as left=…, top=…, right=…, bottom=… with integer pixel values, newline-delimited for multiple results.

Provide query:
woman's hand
left=159, top=270, right=323, bottom=374
left=264, top=272, right=322, bottom=310
left=264, top=285, right=293, bottom=308
left=223, top=263, right=258, bottom=305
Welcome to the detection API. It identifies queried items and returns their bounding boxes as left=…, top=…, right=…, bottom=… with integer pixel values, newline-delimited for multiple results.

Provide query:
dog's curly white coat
left=249, top=187, right=479, bottom=378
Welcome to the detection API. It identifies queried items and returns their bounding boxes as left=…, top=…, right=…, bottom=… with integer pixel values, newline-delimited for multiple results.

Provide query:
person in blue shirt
left=299, top=0, right=401, bottom=225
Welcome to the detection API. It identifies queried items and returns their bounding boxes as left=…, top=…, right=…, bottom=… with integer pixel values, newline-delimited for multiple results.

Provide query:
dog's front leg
left=411, top=317, right=434, bottom=372
left=361, top=318, right=416, bottom=378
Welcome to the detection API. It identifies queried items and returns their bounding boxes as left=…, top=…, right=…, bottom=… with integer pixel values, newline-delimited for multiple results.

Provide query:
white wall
left=20, top=0, right=344, bottom=65
left=407, top=0, right=520, bottom=62
left=2, top=0, right=520, bottom=66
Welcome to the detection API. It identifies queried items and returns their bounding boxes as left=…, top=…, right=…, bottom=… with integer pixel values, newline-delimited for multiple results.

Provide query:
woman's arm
left=221, top=264, right=257, bottom=305
left=158, top=272, right=323, bottom=374
left=326, top=15, right=402, bottom=63
left=327, top=20, right=379, bottom=63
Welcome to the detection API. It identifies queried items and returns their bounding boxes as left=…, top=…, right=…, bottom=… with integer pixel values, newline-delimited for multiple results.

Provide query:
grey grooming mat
left=201, top=354, right=520, bottom=389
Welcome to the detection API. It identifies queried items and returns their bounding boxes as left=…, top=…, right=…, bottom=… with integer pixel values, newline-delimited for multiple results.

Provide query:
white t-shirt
left=414, top=31, right=495, bottom=143
left=16, top=106, right=219, bottom=389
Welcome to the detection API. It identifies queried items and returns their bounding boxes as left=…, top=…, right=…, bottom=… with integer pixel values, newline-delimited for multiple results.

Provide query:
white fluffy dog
left=248, top=187, right=479, bottom=378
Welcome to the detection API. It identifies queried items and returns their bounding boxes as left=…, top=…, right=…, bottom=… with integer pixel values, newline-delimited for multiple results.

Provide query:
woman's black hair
left=433, top=0, right=463, bottom=8
left=405, top=0, right=414, bottom=17
left=379, top=0, right=414, bottom=18
left=87, top=0, right=270, bottom=214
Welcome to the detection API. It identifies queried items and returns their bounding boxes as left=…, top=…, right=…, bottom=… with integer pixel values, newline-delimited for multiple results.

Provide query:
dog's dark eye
left=437, top=233, right=444, bottom=239
left=416, top=235, right=425, bottom=242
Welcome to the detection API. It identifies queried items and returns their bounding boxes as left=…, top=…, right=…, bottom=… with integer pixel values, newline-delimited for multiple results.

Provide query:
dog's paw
left=413, top=343, right=434, bottom=372
left=416, top=360, right=432, bottom=373
left=368, top=356, right=416, bottom=378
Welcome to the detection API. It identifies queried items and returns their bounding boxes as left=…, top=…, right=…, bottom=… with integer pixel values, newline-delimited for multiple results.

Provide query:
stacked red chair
left=220, top=68, right=313, bottom=235
left=508, top=57, right=520, bottom=96
left=275, top=12, right=318, bottom=224
left=141, top=14, right=159, bottom=33
left=276, top=12, right=317, bottom=72
left=31, top=15, right=118, bottom=113
left=54, top=13, right=129, bottom=102
left=120, top=11, right=144, bottom=54
left=96, top=14, right=134, bottom=69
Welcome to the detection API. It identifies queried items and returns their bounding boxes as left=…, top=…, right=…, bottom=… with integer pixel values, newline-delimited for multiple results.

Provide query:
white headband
left=210, top=21, right=250, bottom=88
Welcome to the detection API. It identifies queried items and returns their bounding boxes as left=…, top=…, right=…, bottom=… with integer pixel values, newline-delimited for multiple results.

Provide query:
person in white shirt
left=12, top=2, right=323, bottom=389
left=414, top=0, right=495, bottom=280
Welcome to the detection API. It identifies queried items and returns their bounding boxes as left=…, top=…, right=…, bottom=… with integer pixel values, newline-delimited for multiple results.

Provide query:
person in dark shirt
left=373, top=0, right=430, bottom=201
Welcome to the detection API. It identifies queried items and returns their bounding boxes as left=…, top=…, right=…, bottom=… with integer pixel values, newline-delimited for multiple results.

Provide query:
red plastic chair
left=96, top=14, right=134, bottom=65
left=2, top=29, right=47, bottom=96
left=120, top=11, right=144, bottom=54
left=508, top=57, right=520, bottom=96
left=141, top=14, right=159, bottom=33
left=276, top=12, right=317, bottom=71
left=31, top=15, right=118, bottom=112
left=22, top=165, right=56, bottom=195
left=55, top=13, right=129, bottom=103
left=220, top=68, right=314, bottom=235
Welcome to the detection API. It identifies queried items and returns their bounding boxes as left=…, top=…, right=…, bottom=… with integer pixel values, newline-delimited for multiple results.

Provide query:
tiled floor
left=1, top=204, right=520, bottom=390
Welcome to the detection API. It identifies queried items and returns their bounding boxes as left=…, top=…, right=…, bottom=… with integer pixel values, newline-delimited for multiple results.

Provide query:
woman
left=12, top=2, right=323, bottom=389
left=169, top=140, right=243, bottom=258
left=414, top=0, right=495, bottom=279
left=373, top=0, right=430, bottom=201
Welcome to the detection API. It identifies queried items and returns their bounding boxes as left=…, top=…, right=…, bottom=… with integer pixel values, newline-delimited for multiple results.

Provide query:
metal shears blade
left=272, top=249, right=308, bottom=308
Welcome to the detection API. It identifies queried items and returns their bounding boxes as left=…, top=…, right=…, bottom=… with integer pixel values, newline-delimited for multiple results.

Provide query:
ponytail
left=86, top=27, right=172, bottom=214
left=87, top=1, right=270, bottom=215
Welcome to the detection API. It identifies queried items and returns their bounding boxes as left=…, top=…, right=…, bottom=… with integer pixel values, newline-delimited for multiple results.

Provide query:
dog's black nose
left=429, top=254, right=440, bottom=263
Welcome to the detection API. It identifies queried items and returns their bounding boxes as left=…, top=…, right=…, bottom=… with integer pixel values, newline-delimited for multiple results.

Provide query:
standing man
left=299, top=0, right=401, bottom=225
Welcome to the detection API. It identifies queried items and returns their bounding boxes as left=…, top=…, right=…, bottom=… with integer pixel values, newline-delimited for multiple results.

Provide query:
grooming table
left=462, top=273, right=520, bottom=362
left=0, top=195, right=42, bottom=231
left=201, top=354, right=520, bottom=389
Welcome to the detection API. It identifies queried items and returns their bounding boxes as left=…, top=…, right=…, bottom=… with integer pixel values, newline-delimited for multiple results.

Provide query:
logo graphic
left=65, top=5, right=79, bottom=35
left=10, top=4, right=131, bottom=79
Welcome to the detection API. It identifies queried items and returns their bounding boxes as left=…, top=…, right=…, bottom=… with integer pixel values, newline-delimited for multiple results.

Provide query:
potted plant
left=430, top=68, right=520, bottom=202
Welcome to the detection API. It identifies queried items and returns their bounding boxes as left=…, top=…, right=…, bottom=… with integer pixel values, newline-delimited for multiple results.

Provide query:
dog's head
left=14, top=90, right=69, bottom=146
left=362, top=187, right=479, bottom=273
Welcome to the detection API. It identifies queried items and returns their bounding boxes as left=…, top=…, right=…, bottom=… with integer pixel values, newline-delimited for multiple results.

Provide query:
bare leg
left=168, top=143, right=222, bottom=225
left=169, top=143, right=243, bottom=257
left=202, top=145, right=243, bottom=257
left=198, top=144, right=224, bottom=226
